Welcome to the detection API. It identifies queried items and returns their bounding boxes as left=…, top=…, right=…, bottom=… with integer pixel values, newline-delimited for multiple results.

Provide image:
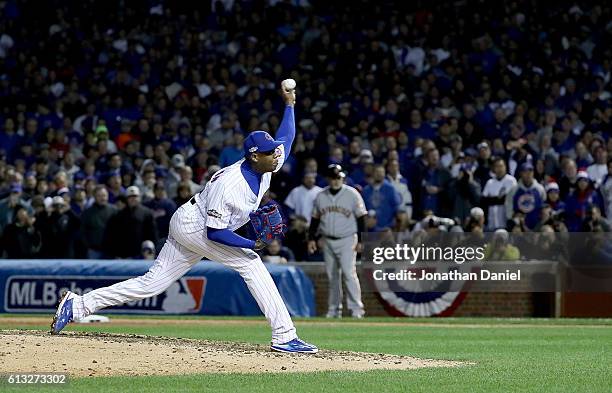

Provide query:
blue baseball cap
left=243, top=131, right=283, bottom=154
left=519, top=162, right=534, bottom=172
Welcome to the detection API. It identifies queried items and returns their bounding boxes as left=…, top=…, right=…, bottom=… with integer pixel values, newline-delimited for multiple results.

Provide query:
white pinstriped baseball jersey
left=195, top=144, right=285, bottom=233
left=67, top=142, right=299, bottom=344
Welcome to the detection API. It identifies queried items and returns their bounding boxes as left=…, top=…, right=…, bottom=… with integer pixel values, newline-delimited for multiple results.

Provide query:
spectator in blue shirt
left=144, top=181, right=177, bottom=241
left=407, top=110, right=435, bottom=147
left=0, top=118, right=20, bottom=162
left=414, top=148, right=452, bottom=218
left=505, top=163, right=546, bottom=230
left=362, top=165, right=401, bottom=231
left=564, top=171, right=604, bottom=232
left=219, top=132, right=245, bottom=167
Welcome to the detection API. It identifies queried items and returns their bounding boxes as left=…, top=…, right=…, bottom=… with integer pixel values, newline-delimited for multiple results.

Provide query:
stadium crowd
left=0, top=0, right=611, bottom=260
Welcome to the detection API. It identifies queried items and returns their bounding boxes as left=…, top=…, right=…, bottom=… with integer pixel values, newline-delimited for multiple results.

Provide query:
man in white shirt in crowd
left=179, top=166, right=201, bottom=196
left=482, top=157, right=517, bottom=231
left=166, top=154, right=186, bottom=198
left=600, top=159, right=612, bottom=220
left=385, top=158, right=413, bottom=221
left=284, top=171, right=322, bottom=223
left=587, top=146, right=608, bottom=187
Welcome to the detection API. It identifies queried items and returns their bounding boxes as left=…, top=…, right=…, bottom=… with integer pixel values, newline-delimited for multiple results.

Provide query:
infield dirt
left=0, top=330, right=463, bottom=376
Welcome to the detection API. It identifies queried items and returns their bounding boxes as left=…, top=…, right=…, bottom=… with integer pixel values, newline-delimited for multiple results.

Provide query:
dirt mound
left=0, top=330, right=463, bottom=377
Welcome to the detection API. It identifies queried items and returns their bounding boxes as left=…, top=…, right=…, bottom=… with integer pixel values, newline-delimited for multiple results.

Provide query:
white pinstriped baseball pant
left=71, top=201, right=297, bottom=344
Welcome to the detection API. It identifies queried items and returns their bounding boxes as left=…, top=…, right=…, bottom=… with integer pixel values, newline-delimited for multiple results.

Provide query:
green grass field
left=1, top=315, right=611, bottom=393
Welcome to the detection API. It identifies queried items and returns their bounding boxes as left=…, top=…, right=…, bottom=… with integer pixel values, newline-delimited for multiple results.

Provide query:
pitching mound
left=0, top=330, right=463, bottom=376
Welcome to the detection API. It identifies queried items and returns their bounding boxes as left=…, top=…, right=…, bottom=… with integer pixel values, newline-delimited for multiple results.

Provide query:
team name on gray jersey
left=313, top=185, right=367, bottom=238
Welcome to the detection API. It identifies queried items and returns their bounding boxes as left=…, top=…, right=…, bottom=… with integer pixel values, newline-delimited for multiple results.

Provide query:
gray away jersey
left=312, top=185, right=367, bottom=238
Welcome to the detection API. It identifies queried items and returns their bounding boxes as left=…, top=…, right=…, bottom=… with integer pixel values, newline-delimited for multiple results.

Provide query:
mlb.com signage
left=5, top=276, right=206, bottom=314
left=0, top=259, right=316, bottom=317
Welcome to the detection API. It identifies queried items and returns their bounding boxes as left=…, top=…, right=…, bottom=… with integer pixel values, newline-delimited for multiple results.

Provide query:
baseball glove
left=250, top=204, right=287, bottom=247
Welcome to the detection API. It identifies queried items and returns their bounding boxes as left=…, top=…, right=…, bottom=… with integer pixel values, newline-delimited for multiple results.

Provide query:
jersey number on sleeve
left=210, top=169, right=226, bottom=183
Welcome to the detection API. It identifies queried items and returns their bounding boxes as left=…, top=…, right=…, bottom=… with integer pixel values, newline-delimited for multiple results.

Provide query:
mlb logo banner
left=0, top=260, right=315, bottom=317
left=4, top=275, right=207, bottom=314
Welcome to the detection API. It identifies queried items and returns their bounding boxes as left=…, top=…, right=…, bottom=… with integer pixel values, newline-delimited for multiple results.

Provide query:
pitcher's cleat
left=50, top=291, right=75, bottom=334
left=271, top=338, right=318, bottom=354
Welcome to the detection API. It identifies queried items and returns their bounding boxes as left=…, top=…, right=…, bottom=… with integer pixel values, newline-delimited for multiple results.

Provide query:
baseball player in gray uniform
left=307, top=164, right=367, bottom=318
left=51, top=80, right=318, bottom=354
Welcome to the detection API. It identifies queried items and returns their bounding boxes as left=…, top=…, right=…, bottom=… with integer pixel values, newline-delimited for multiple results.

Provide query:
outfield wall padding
left=0, top=260, right=316, bottom=317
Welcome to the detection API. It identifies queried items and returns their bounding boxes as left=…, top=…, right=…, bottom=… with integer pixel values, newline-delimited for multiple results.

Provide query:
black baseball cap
left=326, top=164, right=346, bottom=179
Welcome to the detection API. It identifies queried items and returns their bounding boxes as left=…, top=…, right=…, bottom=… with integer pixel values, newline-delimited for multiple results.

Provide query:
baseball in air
left=281, top=79, right=296, bottom=91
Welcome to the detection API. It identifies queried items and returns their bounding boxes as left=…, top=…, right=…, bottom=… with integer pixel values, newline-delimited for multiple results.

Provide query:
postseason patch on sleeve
left=207, top=209, right=222, bottom=219
left=273, top=145, right=285, bottom=173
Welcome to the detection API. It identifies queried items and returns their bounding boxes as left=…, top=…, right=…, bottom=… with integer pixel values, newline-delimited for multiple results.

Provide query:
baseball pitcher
left=51, top=79, right=318, bottom=354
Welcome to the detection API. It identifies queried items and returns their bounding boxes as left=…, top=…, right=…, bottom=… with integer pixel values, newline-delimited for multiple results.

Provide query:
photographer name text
left=373, top=269, right=521, bottom=281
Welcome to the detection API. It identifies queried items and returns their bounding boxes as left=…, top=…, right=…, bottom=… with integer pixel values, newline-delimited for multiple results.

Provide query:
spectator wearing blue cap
left=505, top=162, right=546, bottom=230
